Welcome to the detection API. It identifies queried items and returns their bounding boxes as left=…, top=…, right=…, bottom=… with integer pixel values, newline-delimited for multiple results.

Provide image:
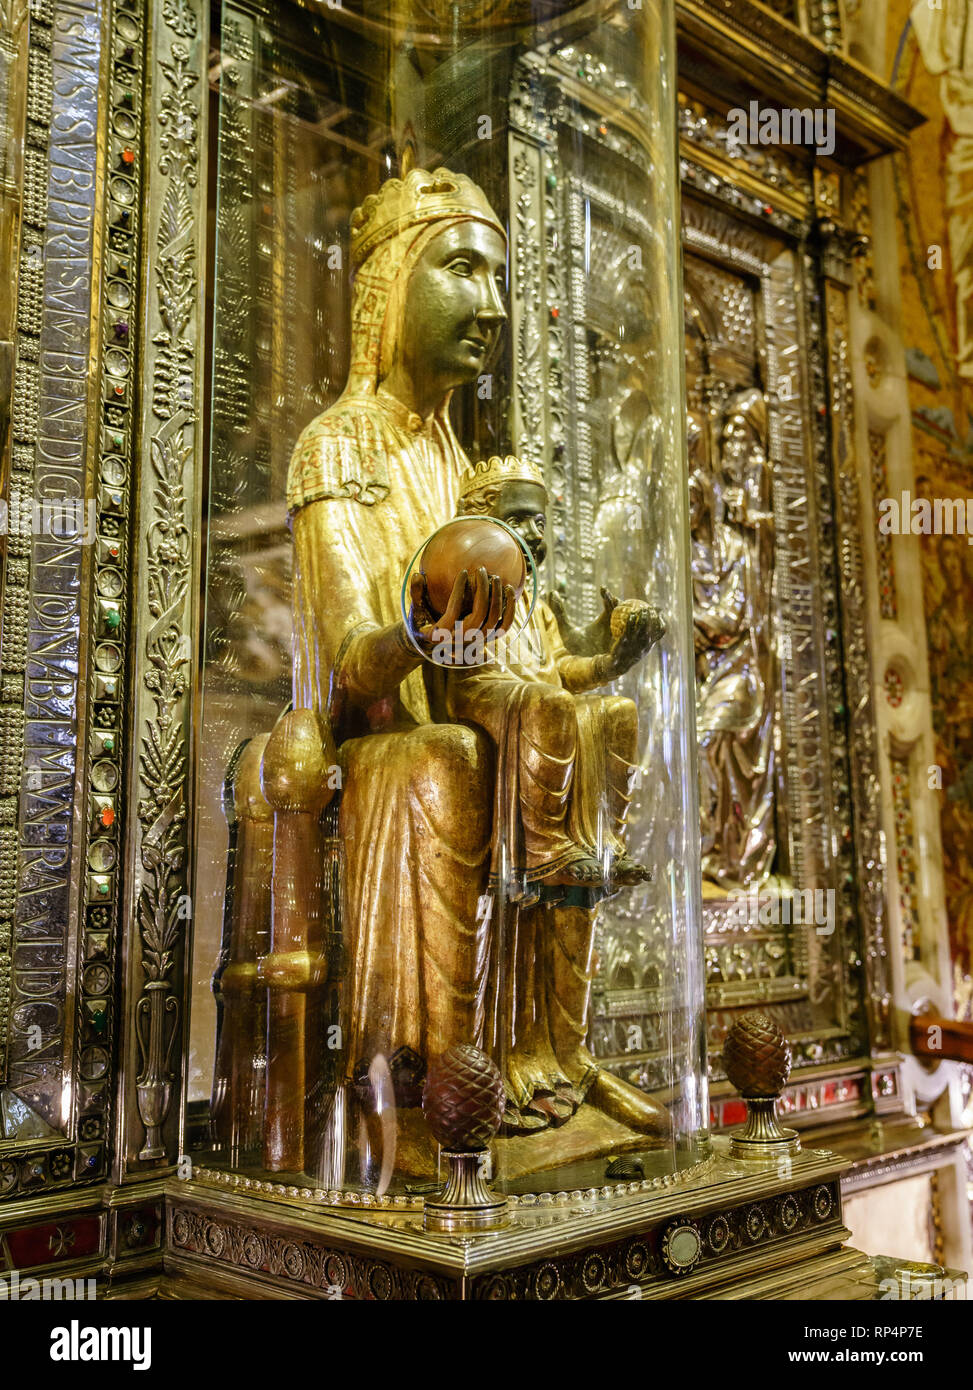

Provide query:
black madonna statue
left=222, top=168, right=671, bottom=1181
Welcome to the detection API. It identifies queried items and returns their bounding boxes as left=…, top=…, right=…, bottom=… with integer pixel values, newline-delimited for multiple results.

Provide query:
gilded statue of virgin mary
left=288, top=171, right=505, bottom=1126
left=287, top=169, right=668, bottom=1177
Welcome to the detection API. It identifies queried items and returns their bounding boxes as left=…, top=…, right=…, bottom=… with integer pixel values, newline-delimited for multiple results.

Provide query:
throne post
left=211, top=734, right=273, bottom=1160
left=258, top=710, right=337, bottom=1173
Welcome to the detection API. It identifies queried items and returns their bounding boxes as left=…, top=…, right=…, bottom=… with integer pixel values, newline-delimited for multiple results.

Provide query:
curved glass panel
left=189, top=0, right=706, bottom=1203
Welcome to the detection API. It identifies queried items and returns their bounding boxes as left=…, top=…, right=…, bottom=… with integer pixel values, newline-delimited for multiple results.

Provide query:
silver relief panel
left=681, top=186, right=864, bottom=1076
left=4, top=0, right=102, bottom=1140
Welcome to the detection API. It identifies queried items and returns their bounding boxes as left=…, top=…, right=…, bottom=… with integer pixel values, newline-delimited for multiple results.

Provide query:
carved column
left=813, top=173, right=895, bottom=1059
left=837, top=153, right=964, bottom=1119
left=119, top=0, right=209, bottom=1175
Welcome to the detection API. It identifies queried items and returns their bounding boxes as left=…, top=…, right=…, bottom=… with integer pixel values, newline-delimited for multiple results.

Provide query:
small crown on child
left=458, top=455, right=547, bottom=501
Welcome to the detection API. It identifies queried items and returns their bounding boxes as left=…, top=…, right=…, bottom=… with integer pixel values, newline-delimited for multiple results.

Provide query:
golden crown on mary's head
left=458, top=454, right=548, bottom=501
left=349, top=168, right=506, bottom=269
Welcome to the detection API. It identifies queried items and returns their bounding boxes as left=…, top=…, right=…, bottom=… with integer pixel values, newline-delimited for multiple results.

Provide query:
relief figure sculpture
left=238, top=168, right=672, bottom=1180
left=691, top=389, right=777, bottom=891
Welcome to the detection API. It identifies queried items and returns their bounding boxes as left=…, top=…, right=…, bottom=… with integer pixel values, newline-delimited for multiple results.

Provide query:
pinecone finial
left=723, top=1011, right=800, bottom=1159
left=422, top=1043, right=505, bottom=1151
left=723, top=1011, right=792, bottom=1098
left=422, top=1044, right=508, bottom=1233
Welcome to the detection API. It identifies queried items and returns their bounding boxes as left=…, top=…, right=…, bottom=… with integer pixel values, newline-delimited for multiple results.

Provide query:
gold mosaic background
left=889, top=0, right=973, bottom=1003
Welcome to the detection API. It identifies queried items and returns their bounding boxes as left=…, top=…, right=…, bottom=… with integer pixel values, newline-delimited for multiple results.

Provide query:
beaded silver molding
left=192, top=1154, right=718, bottom=1212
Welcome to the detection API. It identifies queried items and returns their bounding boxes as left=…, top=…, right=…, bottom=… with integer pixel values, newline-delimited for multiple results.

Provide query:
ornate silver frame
left=0, top=0, right=208, bottom=1205
left=678, top=108, right=892, bottom=1101
left=1, top=0, right=115, bottom=1197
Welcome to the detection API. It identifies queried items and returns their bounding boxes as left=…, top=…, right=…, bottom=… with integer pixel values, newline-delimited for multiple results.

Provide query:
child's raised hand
left=605, top=600, right=666, bottom=676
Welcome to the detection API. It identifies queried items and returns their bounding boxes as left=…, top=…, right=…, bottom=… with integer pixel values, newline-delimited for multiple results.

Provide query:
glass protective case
left=189, top=0, right=707, bottom=1204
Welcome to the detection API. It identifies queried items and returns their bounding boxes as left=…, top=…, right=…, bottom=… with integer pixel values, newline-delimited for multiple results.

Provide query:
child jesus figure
left=432, top=454, right=664, bottom=900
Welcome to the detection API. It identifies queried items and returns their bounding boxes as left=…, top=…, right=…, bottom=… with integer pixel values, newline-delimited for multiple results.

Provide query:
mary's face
left=397, top=222, right=508, bottom=389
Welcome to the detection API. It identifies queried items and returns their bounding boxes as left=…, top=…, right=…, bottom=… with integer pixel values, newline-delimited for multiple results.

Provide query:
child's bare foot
left=537, top=854, right=604, bottom=888
left=613, top=854, right=653, bottom=885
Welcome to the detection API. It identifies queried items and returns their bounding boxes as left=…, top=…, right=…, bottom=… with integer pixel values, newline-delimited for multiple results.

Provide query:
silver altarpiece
left=0, top=0, right=967, bottom=1298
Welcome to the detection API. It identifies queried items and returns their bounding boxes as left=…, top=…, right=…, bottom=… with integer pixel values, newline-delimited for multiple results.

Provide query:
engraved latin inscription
left=6, top=0, right=101, bottom=1126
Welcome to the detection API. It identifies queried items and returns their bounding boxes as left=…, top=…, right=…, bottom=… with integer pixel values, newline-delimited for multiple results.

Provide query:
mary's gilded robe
left=290, top=389, right=494, bottom=1080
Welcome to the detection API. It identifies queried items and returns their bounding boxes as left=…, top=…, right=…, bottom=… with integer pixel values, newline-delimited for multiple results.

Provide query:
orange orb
left=420, top=518, right=527, bottom=618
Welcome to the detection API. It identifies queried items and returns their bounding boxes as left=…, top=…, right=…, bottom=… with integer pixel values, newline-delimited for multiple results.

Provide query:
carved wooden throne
left=210, top=708, right=670, bottom=1187
left=210, top=708, right=341, bottom=1176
